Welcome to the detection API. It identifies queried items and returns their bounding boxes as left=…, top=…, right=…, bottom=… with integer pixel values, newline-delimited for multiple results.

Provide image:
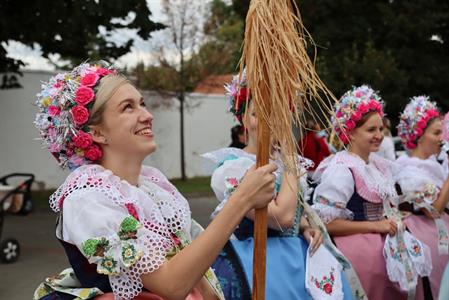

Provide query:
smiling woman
left=33, top=61, right=278, bottom=300
left=311, top=86, right=432, bottom=299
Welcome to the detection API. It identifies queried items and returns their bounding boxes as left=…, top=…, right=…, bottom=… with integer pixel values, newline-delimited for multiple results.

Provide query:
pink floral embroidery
left=125, top=203, right=140, bottom=221
left=311, top=267, right=335, bottom=295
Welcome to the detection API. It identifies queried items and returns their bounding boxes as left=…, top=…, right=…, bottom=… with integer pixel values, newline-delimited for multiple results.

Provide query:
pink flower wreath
left=332, top=85, right=384, bottom=144
left=397, top=96, right=440, bottom=150
left=34, top=62, right=116, bottom=170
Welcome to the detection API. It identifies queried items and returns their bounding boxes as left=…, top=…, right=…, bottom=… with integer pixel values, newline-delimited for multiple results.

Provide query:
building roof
left=193, top=74, right=232, bottom=95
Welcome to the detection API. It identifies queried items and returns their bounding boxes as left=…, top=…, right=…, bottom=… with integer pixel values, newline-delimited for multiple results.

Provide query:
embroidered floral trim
left=412, top=183, right=438, bottom=206
left=118, top=216, right=141, bottom=240
left=311, top=267, right=336, bottom=295
left=316, top=196, right=347, bottom=209
left=224, top=176, right=241, bottom=199
left=82, top=237, right=110, bottom=257
left=99, top=256, right=119, bottom=275
left=408, top=239, right=422, bottom=258
left=81, top=215, right=144, bottom=275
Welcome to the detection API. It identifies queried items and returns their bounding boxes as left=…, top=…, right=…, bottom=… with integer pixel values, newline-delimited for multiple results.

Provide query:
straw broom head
left=240, top=0, right=335, bottom=173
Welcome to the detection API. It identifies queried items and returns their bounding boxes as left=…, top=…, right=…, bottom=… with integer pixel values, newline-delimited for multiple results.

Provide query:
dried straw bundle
left=240, top=0, right=335, bottom=173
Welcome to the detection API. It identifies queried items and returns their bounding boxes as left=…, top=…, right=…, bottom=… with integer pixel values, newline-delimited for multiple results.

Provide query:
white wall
left=0, top=71, right=235, bottom=188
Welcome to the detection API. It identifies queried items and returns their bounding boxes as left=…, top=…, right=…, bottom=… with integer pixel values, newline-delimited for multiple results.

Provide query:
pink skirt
left=404, top=213, right=449, bottom=299
left=334, top=233, right=407, bottom=300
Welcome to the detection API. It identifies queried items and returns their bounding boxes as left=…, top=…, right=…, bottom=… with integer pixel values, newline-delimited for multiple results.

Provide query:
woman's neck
left=244, top=138, right=257, bottom=155
left=347, top=146, right=370, bottom=163
left=100, top=153, right=143, bottom=186
left=410, top=147, right=430, bottom=160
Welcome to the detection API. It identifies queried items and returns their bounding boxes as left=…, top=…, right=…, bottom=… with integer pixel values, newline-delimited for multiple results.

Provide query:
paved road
left=0, top=195, right=217, bottom=300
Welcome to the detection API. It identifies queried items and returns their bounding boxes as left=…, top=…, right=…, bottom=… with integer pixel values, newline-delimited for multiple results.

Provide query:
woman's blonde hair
left=88, top=74, right=129, bottom=126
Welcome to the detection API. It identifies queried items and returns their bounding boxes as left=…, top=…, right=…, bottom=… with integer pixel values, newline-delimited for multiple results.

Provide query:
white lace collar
left=202, top=147, right=313, bottom=172
left=396, top=154, right=447, bottom=188
left=314, top=150, right=397, bottom=201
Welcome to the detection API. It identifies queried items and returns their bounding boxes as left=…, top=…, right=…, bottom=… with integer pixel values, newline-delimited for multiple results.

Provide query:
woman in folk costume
left=33, top=62, right=279, bottom=300
left=395, top=96, right=449, bottom=299
left=311, top=86, right=432, bottom=300
left=202, top=71, right=358, bottom=300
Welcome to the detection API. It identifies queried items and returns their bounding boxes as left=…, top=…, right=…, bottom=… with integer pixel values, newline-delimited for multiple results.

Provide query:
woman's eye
left=124, top=103, right=133, bottom=111
left=140, top=101, right=146, bottom=107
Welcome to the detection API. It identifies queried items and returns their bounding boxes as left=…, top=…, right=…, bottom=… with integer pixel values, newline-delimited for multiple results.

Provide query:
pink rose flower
left=345, top=119, right=356, bottom=131
left=71, top=105, right=89, bottom=126
left=417, top=118, right=427, bottom=130
left=358, top=103, right=369, bottom=114
left=415, top=127, right=424, bottom=137
left=53, top=81, right=63, bottom=89
left=84, top=145, right=102, bottom=161
left=75, top=86, right=95, bottom=106
left=406, top=141, right=417, bottom=149
left=72, top=131, right=93, bottom=149
left=80, top=73, right=100, bottom=87
left=96, top=67, right=112, bottom=76
left=408, top=133, right=417, bottom=141
left=374, top=102, right=383, bottom=112
left=339, top=133, right=349, bottom=144
left=426, top=110, right=439, bottom=119
left=368, top=100, right=378, bottom=111
left=47, top=105, right=61, bottom=117
left=354, top=91, right=363, bottom=98
left=352, top=110, right=362, bottom=121
left=336, top=110, right=343, bottom=118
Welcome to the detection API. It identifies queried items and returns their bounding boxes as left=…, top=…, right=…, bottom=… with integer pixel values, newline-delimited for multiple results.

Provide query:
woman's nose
left=139, top=107, right=153, bottom=123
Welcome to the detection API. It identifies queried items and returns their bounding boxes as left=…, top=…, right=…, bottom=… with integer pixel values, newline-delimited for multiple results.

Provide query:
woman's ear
left=89, top=125, right=108, bottom=145
left=348, top=129, right=356, bottom=143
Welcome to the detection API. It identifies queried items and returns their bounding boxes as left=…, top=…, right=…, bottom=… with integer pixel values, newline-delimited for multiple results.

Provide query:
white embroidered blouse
left=312, top=151, right=398, bottom=224
left=49, top=164, right=220, bottom=300
left=395, top=154, right=448, bottom=205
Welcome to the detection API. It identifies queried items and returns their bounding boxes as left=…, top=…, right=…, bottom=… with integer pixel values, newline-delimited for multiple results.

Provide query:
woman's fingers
left=312, top=231, right=323, bottom=253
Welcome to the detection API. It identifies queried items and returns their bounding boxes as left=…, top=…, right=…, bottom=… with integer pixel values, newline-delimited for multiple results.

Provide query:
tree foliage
left=135, top=0, right=244, bottom=93
left=211, top=0, right=449, bottom=128
left=0, top=0, right=163, bottom=87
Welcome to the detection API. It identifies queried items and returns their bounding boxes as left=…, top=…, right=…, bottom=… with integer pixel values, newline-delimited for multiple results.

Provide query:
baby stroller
left=0, top=173, right=35, bottom=263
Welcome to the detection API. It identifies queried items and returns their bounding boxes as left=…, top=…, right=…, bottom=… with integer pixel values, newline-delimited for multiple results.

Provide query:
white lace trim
left=396, top=155, right=447, bottom=190
left=202, top=147, right=313, bottom=175
left=311, top=202, right=354, bottom=224
left=313, top=151, right=397, bottom=201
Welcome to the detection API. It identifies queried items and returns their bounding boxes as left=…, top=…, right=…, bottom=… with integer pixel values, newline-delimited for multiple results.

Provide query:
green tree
left=229, top=0, right=449, bottom=127
left=0, top=0, right=163, bottom=88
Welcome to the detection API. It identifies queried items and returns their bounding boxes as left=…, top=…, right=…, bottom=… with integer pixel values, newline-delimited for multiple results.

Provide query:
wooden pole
left=253, top=117, right=270, bottom=300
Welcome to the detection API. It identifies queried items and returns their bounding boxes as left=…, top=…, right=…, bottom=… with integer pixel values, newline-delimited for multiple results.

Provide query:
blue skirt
left=213, top=236, right=355, bottom=300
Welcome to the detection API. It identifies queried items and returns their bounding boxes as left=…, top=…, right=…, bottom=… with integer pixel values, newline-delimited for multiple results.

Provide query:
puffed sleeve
left=210, top=157, right=254, bottom=218
left=312, top=164, right=355, bottom=224
left=395, top=166, right=439, bottom=204
left=61, top=189, right=170, bottom=300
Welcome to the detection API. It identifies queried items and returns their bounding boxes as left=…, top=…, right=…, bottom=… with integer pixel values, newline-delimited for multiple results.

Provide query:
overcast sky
left=3, top=0, right=166, bottom=71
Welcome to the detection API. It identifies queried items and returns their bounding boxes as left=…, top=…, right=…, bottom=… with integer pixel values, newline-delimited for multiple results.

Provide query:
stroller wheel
left=1, top=238, right=20, bottom=263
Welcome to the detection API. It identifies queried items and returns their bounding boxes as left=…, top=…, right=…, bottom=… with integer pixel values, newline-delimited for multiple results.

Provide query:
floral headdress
left=34, top=62, right=117, bottom=170
left=225, top=69, right=251, bottom=123
left=333, top=85, right=384, bottom=144
left=397, top=96, right=440, bottom=150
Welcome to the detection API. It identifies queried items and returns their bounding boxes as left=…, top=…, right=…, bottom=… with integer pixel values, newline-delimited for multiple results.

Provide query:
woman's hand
left=234, top=163, right=277, bottom=210
left=303, top=227, right=323, bottom=255
left=373, top=218, right=398, bottom=236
